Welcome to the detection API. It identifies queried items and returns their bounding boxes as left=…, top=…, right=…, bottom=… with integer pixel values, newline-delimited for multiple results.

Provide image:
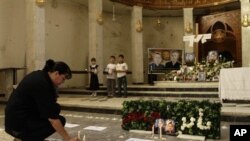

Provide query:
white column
left=25, top=0, right=46, bottom=73
left=88, top=0, right=104, bottom=84
left=183, top=8, right=194, bottom=53
left=240, top=0, right=250, bottom=67
left=131, top=6, right=144, bottom=84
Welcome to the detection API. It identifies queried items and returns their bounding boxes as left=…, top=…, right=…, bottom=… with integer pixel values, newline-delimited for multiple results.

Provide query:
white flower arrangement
left=197, top=108, right=212, bottom=130
left=179, top=108, right=212, bottom=133
left=180, top=117, right=196, bottom=131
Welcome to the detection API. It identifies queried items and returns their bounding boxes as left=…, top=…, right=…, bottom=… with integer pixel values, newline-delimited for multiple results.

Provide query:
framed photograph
left=198, top=72, right=206, bottom=81
left=154, top=118, right=165, bottom=128
left=207, top=50, right=218, bottom=63
left=148, top=48, right=183, bottom=74
left=165, top=119, right=175, bottom=135
left=185, top=53, right=195, bottom=66
left=153, top=118, right=165, bottom=134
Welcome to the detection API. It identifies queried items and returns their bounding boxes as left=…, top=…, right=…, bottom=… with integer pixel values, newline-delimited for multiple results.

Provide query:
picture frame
left=184, top=53, right=195, bottom=66
left=148, top=48, right=183, bottom=74
left=165, top=119, right=176, bottom=135
left=198, top=72, right=206, bottom=81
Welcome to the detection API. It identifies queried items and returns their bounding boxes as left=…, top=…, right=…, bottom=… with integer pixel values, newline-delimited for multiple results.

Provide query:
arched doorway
left=198, top=10, right=241, bottom=66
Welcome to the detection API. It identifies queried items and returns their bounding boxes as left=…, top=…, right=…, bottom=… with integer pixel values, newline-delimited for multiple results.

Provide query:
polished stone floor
left=0, top=104, right=248, bottom=141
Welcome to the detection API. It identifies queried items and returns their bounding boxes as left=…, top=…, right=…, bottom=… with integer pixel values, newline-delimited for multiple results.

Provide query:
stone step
left=54, top=95, right=250, bottom=122
left=59, top=89, right=218, bottom=98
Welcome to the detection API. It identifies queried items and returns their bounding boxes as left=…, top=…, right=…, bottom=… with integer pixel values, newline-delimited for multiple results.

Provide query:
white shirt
left=106, top=63, right=116, bottom=79
left=116, top=62, right=128, bottom=78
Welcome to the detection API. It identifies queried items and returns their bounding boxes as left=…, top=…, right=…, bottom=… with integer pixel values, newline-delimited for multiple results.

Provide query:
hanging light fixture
left=112, top=3, right=116, bottom=21
left=157, top=17, right=161, bottom=26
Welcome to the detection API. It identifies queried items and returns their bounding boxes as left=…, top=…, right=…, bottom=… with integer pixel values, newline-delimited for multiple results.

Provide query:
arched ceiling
left=70, top=0, right=240, bottom=17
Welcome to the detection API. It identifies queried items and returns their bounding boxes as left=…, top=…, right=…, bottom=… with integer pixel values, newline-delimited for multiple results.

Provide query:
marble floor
left=0, top=102, right=249, bottom=141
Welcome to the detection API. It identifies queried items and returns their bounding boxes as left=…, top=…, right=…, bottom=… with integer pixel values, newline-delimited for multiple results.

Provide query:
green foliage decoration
left=121, top=100, right=222, bottom=139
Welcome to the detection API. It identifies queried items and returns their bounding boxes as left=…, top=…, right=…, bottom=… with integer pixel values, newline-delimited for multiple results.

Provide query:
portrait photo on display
left=148, top=48, right=183, bottom=74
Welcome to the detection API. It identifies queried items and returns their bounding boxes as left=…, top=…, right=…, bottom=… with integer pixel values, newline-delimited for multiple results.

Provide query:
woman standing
left=5, top=59, right=79, bottom=141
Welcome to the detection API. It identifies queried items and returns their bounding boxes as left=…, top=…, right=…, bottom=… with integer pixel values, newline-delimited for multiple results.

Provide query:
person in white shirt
left=116, top=54, right=128, bottom=98
left=106, top=56, right=116, bottom=97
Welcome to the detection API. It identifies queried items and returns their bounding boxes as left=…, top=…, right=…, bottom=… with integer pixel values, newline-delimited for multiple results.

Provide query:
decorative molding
left=111, top=0, right=238, bottom=9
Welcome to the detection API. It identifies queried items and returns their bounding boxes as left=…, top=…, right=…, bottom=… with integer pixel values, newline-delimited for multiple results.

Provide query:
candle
left=159, top=127, right=162, bottom=139
left=78, top=131, right=81, bottom=139
left=152, top=125, right=154, bottom=137
left=82, top=135, right=86, bottom=141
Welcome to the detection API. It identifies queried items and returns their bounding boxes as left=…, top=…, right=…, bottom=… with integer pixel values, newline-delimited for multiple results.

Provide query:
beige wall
left=103, top=13, right=132, bottom=84
left=45, top=0, right=89, bottom=87
left=0, top=0, right=186, bottom=87
left=0, top=0, right=26, bottom=68
left=0, top=0, right=26, bottom=89
left=143, top=17, right=184, bottom=82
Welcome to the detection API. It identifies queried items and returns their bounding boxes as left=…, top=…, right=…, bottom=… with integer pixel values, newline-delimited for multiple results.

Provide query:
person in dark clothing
left=89, top=57, right=99, bottom=96
left=5, top=59, right=79, bottom=141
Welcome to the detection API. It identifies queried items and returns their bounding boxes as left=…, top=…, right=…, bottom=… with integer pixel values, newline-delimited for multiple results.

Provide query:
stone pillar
left=131, top=6, right=144, bottom=84
left=240, top=0, right=250, bottom=67
left=88, top=0, right=104, bottom=84
left=25, top=0, right=46, bottom=73
left=183, top=8, right=194, bottom=54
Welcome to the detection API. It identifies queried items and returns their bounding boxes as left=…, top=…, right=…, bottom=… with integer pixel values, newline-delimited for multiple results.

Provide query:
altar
left=219, top=67, right=250, bottom=101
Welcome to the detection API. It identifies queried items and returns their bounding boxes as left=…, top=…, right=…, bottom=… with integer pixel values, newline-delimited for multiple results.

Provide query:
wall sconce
left=241, top=14, right=250, bottom=27
left=157, top=18, right=161, bottom=27
left=136, top=20, right=143, bottom=32
left=36, top=0, right=46, bottom=7
left=184, top=22, right=193, bottom=33
left=96, top=13, right=103, bottom=25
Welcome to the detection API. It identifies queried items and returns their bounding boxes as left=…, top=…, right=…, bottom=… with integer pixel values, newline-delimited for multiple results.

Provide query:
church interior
left=1, top=0, right=250, bottom=140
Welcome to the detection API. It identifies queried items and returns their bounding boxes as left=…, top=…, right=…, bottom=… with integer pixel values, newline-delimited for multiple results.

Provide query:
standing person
left=116, top=54, right=128, bottom=98
left=89, top=58, right=99, bottom=96
left=106, top=56, right=116, bottom=98
left=5, top=59, right=79, bottom=141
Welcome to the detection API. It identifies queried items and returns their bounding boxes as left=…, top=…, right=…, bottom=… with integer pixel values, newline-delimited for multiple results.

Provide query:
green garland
left=122, top=100, right=222, bottom=139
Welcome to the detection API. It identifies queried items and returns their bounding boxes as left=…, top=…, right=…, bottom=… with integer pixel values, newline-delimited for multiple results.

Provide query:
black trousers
left=117, top=76, right=127, bottom=96
left=7, top=115, right=66, bottom=141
